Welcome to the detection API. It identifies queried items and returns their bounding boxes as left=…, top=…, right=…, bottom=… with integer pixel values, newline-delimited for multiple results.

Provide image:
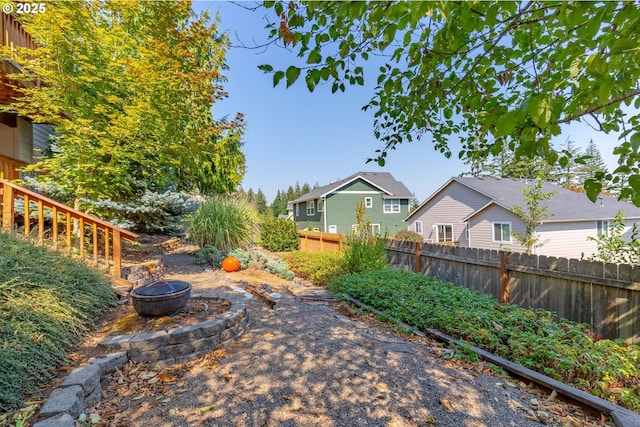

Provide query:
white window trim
left=596, top=220, right=609, bottom=237
left=492, top=221, right=512, bottom=243
left=295, top=204, right=299, bottom=217
left=371, top=223, right=381, bottom=235
left=317, top=198, right=323, bottom=212
left=436, top=223, right=454, bottom=242
left=415, top=221, right=423, bottom=234
left=364, top=197, right=373, bottom=208
left=306, top=201, right=315, bottom=216
left=383, top=199, right=401, bottom=213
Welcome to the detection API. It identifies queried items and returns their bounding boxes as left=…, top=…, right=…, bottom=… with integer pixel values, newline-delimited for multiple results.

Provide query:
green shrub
left=187, top=195, right=260, bottom=251
left=281, top=251, right=346, bottom=285
left=194, top=245, right=223, bottom=267
left=227, top=248, right=267, bottom=270
left=342, top=200, right=387, bottom=273
left=226, top=248, right=295, bottom=280
left=265, top=260, right=295, bottom=280
left=0, top=232, right=116, bottom=411
left=327, top=269, right=640, bottom=412
left=393, top=230, right=423, bottom=242
left=260, top=218, right=299, bottom=252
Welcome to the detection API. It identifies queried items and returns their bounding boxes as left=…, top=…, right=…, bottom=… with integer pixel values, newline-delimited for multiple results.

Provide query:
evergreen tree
left=577, top=140, right=609, bottom=184
left=255, top=189, right=268, bottom=215
left=246, top=188, right=256, bottom=205
left=552, top=139, right=583, bottom=188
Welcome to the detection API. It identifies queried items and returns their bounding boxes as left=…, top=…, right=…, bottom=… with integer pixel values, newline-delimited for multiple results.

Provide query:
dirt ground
left=29, top=240, right=612, bottom=427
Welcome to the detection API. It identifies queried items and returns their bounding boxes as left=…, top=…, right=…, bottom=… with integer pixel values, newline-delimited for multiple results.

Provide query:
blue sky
left=194, top=1, right=622, bottom=204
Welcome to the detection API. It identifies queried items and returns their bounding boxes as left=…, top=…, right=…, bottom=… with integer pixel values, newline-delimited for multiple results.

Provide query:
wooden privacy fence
left=386, top=239, right=640, bottom=345
left=1, top=179, right=138, bottom=278
left=298, top=230, right=343, bottom=253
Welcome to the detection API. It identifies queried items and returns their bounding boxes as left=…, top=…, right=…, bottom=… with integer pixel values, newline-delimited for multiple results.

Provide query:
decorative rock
left=39, top=385, right=84, bottom=418
left=89, top=352, right=127, bottom=376
left=270, top=293, right=282, bottom=299
left=32, top=413, right=75, bottom=427
left=61, top=364, right=100, bottom=394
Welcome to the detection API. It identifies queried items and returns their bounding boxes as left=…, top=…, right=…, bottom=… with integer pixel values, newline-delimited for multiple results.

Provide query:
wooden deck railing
left=0, top=154, right=26, bottom=180
left=1, top=179, right=138, bottom=278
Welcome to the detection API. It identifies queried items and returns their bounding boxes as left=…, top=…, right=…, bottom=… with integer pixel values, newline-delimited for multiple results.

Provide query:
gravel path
left=98, top=247, right=606, bottom=426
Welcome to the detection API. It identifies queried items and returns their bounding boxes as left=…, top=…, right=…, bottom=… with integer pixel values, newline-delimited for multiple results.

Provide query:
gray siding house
left=405, top=177, right=640, bottom=259
left=291, top=171, right=413, bottom=235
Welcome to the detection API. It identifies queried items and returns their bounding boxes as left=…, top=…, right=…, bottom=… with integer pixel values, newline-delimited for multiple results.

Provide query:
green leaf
left=307, top=50, right=322, bottom=64
left=274, top=2, right=283, bottom=16
left=285, top=66, right=301, bottom=88
left=584, top=179, right=602, bottom=202
left=631, top=132, right=640, bottom=153
left=273, top=70, right=285, bottom=87
left=258, top=64, right=273, bottom=72
left=528, top=95, right=553, bottom=128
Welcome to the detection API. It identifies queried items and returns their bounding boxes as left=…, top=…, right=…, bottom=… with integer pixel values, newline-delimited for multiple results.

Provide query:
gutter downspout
left=323, top=196, right=327, bottom=232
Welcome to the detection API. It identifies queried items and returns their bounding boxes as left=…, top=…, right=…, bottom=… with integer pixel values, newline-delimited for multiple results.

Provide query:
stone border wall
left=99, top=294, right=248, bottom=364
left=33, top=294, right=248, bottom=426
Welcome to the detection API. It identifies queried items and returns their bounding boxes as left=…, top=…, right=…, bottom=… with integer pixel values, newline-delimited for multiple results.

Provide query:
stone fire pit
left=130, top=279, right=192, bottom=316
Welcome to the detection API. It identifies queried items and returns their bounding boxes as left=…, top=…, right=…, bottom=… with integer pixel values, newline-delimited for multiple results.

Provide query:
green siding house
left=291, top=171, right=413, bottom=235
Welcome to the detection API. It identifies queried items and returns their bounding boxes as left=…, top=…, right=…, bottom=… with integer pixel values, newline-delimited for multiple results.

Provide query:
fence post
left=414, top=242, right=423, bottom=273
left=500, top=251, right=510, bottom=303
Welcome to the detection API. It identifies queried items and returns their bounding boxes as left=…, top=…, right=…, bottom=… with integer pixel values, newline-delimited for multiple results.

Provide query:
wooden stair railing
left=1, top=179, right=138, bottom=278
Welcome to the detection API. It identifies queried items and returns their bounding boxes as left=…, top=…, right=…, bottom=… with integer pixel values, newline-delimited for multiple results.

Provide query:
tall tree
left=260, top=1, right=640, bottom=204
left=2, top=0, right=245, bottom=204
left=577, top=140, right=609, bottom=186
left=552, top=139, right=583, bottom=188
left=255, top=189, right=269, bottom=215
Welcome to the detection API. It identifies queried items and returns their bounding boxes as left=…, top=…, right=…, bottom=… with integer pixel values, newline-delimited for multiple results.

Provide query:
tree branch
left=554, top=89, right=640, bottom=125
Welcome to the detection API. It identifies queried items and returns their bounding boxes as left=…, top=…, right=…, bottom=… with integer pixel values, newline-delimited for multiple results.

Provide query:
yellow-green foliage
left=0, top=233, right=116, bottom=411
left=281, top=251, right=346, bottom=286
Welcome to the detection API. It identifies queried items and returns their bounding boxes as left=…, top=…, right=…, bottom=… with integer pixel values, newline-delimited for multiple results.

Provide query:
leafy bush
left=265, top=260, right=295, bottom=280
left=328, top=269, right=640, bottom=412
left=227, top=248, right=267, bottom=270
left=281, top=251, right=346, bottom=285
left=194, top=245, right=223, bottom=267
left=187, top=195, right=260, bottom=251
left=342, top=200, right=387, bottom=273
left=0, top=232, right=116, bottom=411
left=392, top=230, right=423, bottom=242
left=226, top=248, right=295, bottom=280
left=260, top=218, right=299, bottom=252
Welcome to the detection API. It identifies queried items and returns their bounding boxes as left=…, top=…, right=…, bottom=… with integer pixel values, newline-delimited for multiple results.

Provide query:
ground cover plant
left=327, top=269, right=640, bottom=412
left=281, top=251, right=345, bottom=286
left=0, top=232, right=117, bottom=412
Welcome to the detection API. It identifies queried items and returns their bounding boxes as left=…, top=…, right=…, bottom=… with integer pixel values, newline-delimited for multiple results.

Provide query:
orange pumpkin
left=222, top=256, right=240, bottom=272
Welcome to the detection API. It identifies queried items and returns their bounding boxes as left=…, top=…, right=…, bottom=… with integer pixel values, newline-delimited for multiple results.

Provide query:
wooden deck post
left=113, top=229, right=122, bottom=278
left=2, top=182, right=14, bottom=231
left=500, top=251, right=510, bottom=303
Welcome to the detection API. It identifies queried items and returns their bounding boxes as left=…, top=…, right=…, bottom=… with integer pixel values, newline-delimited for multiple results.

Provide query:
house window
left=371, top=224, right=381, bottom=235
left=493, top=222, right=511, bottom=243
left=317, top=199, right=323, bottom=212
left=295, top=204, right=299, bottom=217
left=306, top=201, right=315, bottom=216
left=328, top=225, right=337, bottom=233
left=415, top=221, right=423, bottom=234
left=436, top=224, right=453, bottom=242
left=365, top=197, right=373, bottom=208
left=383, top=199, right=400, bottom=213
left=597, top=220, right=609, bottom=237
left=465, top=222, right=470, bottom=240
